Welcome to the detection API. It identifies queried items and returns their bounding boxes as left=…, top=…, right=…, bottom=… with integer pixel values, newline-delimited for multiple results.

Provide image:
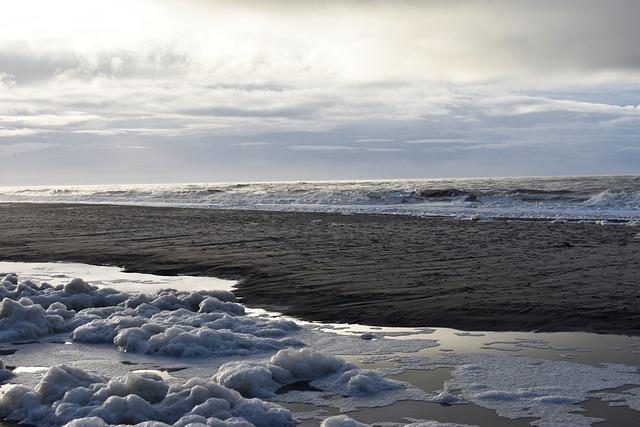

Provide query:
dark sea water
left=1, top=175, right=639, bottom=221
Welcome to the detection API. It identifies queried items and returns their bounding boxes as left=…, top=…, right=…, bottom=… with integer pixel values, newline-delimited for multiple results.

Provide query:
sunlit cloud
left=0, top=128, right=45, bottom=137
left=0, top=0, right=638, bottom=183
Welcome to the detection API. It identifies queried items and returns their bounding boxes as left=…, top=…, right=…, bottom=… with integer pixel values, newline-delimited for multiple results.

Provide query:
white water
left=1, top=176, right=639, bottom=221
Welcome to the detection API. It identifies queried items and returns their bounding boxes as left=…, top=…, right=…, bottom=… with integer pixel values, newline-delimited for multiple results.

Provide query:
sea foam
left=1, top=176, right=638, bottom=221
left=2, top=271, right=640, bottom=426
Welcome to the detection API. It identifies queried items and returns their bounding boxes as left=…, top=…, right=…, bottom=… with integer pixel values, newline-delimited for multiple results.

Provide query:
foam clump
left=319, top=369, right=403, bottom=396
left=0, top=275, right=301, bottom=357
left=271, top=348, right=345, bottom=378
left=74, top=305, right=301, bottom=357
left=0, top=275, right=129, bottom=312
left=428, top=383, right=465, bottom=405
left=64, top=278, right=98, bottom=294
left=0, top=298, right=72, bottom=341
left=215, top=348, right=404, bottom=399
left=321, top=415, right=369, bottom=427
left=0, top=365, right=295, bottom=427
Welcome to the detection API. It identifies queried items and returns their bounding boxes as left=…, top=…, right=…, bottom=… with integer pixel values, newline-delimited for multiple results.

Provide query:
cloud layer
left=0, top=0, right=639, bottom=184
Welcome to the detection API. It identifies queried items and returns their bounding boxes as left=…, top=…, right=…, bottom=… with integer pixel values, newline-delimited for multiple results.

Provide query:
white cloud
left=0, top=112, right=104, bottom=128
left=0, top=128, right=44, bottom=137
left=1, top=1, right=638, bottom=143
left=4, top=1, right=640, bottom=85
left=478, top=95, right=640, bottom=116
left=0, top=1, right=639, bottom=183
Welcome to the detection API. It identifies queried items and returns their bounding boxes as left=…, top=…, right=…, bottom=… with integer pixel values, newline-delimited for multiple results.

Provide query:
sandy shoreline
left=1, top=203, right=639, bottom=335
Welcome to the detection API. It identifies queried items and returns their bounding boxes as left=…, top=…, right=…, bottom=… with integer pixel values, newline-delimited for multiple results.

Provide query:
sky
left=0, top=0, right=639, bottom=185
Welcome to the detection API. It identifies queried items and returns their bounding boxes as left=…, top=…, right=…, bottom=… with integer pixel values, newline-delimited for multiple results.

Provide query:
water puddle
left=578, top=399, right=640, bottom=427
left=387, top=367, right=452, bottom=393
left=348, top=399, right=537, bottom=427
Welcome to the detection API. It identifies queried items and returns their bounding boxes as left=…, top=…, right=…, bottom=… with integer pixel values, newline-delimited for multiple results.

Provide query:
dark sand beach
left=1, top=203, right=639, bottom=335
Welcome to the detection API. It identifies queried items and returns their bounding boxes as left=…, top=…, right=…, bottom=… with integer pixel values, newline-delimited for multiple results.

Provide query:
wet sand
left=1, top=203, right=639, bottom=335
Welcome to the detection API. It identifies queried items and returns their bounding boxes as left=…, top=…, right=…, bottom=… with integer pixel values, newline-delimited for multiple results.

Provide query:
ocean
left=1, top=175, right=639, bottom=222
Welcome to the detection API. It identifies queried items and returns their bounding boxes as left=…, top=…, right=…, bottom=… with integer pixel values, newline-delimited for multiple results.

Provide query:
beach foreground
left=1, top=203, right=639, bottom=335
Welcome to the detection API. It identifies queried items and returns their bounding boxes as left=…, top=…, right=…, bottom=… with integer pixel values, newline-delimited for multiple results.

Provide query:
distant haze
left=1, top=0, right=639, bottom=185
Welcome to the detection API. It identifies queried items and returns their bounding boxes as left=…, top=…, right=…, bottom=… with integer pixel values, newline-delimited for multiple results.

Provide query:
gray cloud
left=0, top=0, right=639, bottom=184
left=0, top=142, right=59, bottom=156
left=289, top=145, right=356, bottom=152
left=0, top=45, right=191, bottom=84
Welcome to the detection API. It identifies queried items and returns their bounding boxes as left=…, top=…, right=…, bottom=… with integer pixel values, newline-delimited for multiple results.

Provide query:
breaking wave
left=0, top=176, right=639, bottom=221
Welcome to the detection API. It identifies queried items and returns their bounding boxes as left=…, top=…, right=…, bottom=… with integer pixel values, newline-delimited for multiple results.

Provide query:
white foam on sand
left=298, top=329, right=439, bottom=356
left=0, top=261, right=235, bottom=294
left=0, top=272, right=443, bottom=426
left=1, top=265, right=639, bottom=427
left=320, top=416, right=476, bottom=427
left=0, top=348, right=446, bottom=427
left=450, top=356, right=639, bottom=427
left=1, top=273, right=301, bottom=357
left=364, top=352, right=640, bottom=427
left=213, top=348, right=434, bottom=413
left=592, top=387, right=640, bottom=411
left=0, top=364, right=293, bottom=427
